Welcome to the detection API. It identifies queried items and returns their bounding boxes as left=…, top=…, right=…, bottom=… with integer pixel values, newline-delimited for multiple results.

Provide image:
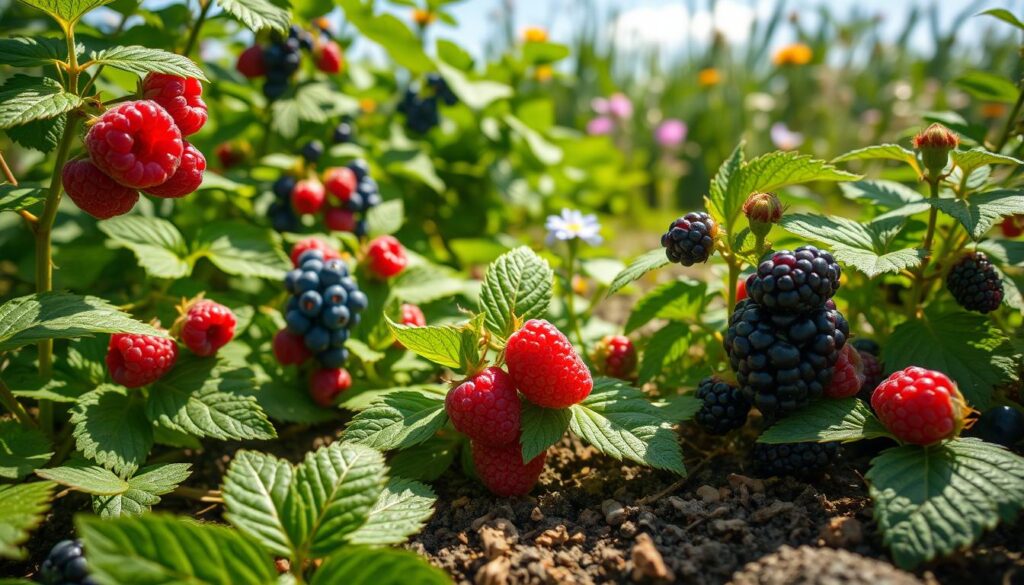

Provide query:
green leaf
left=343, top=391, right=448, bottom=451
left=385, top=317, right=464, bottom=370
left=503, top=114, right=562, bottom=165
left=521, top=41, right=571, bottom=65
left=0, top=481, right=55, bottom=560
left=979, top=239, right=1024, bottom=266
left=780, top=213, right=924, bottom=277
left=832, top=144, right=919, bottom=169
left=92, top=463, right=192, bottom=518
left=434, top=60, right=511, bottom=110
left=339, top=2, right=431, bottom=72
left=88, top=46, right=207, bottom=81
left=568, top=377, right=685, bottom=475
left=223, top=450, right=297, bottom=558
left=867, top=439, right=1024, bottom=569
left=952, top=148, right=1023, bottom=177
left=98, top=215, right=191, bottom=279
left=310, top=546, right=450, bottom=585
left=478, top=246, right=553, bottom=339
left=638, top=322, right=691, bottom=384
left=71, top=385, right=154, bottom=477
left=978, top=7, right=1024, bottom=30
left=928, top=190, right=1024, bottom=240
left=839, top=180, right=929, bottom=218
left=194, top=222, right=289, bottom=280
left=348, top=478, right=436, bottom=545
left=5, top=113, right=65, bottom=153
left=758, top=398, right=894, bottom=444
left=0, top=37, right=68, bottom=67
left=380, top=150, right=444, bottom=194
left=77, top=514, right=277, bottom=584
left=654, top=395, right=703, bottom=422
left=0, top=291, right=163, bottom=352
left=365, top=199, right=405, bottom=237
left=954, top=72, right=1020, bottom=104
left=607, top=249, right=671, bottom=296
left=706, top=142, right=745, bottom=226
left=883, top=306, right=1018, bottom=408
left=36, top=460, right=130, bottom=495
left=387, top=434, right=460, bottom=482
left=253, top=379, right=336, bottom=425
left=0, top=75, right=82, bottom=130
left=217, top=0, right=290, bottom=32
left=0, top=419, right=52, bottom=480
left=624, top=278, right=707, bottom=334
left=0, top=186, right=46, bottom=213
left=146, top=357, right=277, bottom=441
left=17, top=0, right=113, bottom=25
left=520, top=402, right=571, bottom=462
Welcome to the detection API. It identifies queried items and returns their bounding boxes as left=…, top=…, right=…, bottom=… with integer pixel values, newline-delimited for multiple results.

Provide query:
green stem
left=181, top=0, right=213, bottom=58
left=994, top=82, right=1024, bottom=152
left=726, top=254, right=740, bottom=311
left=909, top=179, right=942, bottom=313
left=565, top=240, right=585, bottom=348
left=0, top=377, right=38, bottom=429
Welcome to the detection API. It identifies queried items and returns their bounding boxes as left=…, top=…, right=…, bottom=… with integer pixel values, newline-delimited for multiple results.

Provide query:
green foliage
left=479, top=246, right=553, bottom=339
left=0, top=186, right=46, bottom=213
left=18, top=0, right=113, bottom=25
left=780, top=213, right=924, bottom=276
left=624, top=278, right=707, bottom=334
left=607, top=249, right=670, bottom=296
left=347, top=478, right=436, bottom=546
left=0, top=419, right=53, bottom=480
left=216, top=0, right=290, bottom=33
left=0, top=76, right=81, bottom=130
left=310, top=546, right=451, bottom=585
left=71, top=385, right=154, bottom=477
left=0, top=481, right=55, bottom=559
left=928, top=189, right=1024, bottom=240
left=88, top=46, right=207, bottom=80
left=343, top=390, right=448, bottom=451
left=758, top=399, right=893, bottom=444
left=520, top=402, right=571, bottom=462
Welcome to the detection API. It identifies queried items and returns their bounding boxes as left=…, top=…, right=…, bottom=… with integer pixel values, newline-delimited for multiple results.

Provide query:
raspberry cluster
left=39, top=539, right=96, bottom=585
left=398, top=73, right=458, bottom=134
left=237, top=23, right=343, bottom=101
left=267, top=159, right=380, bottom=236
left=946, top=251, right=1004, bottom=314
left=65, top=75, right=207, bottom=219
left=871, top=366, right=968, bottom=445
left=590, top=335, right=637, bottom=380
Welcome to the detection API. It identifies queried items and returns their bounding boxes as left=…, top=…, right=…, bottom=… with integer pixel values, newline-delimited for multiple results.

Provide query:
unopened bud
left=912, top=123, right=958, bottom=178
left=742, top=192, right=783, bottom=239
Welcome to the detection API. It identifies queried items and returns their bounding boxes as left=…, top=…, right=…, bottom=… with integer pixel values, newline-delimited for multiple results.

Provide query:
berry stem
left=909, top=179, right=942, bottom=314
left=181, top=0, right=213, bottom=58
left=725, top=252, right=740, bottom=312
left=0, top=377, right=39, bottom=429
left=565, top=239, right=585, bottom=348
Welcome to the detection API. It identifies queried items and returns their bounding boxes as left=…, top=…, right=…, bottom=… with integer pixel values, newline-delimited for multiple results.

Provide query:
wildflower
left=773, top=43, right=813, bottom=66
left=535, top=64, right=553, bottom=82
left=412, top=8, right=436, bottom=27
left=586, top=116, right=614, bottom=136
left=981, top=103, right=1008, bottom=119
left=698, top=68, right=722, bottom=87
left=607, top=93, right=633, bottom=119
left=546, top=209, right=603, bottom=246
left=359, top=98, right=377, bottom=114
left=655, top=119, right=687, bottom=148
left=591, top=97, right=609, bottom=115
left=524, top=26, right=548, bottom=43
left=770, top=122, right=804, bottom=150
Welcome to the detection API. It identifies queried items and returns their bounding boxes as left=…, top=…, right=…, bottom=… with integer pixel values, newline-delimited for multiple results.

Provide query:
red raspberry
left=106, top=332, right=178, bottom=388
left=400, top=303, right=426, bottom=326
left=290, top=237, right=340, bottom=267
left=61, top=159, right=139, bottom=219
left=471, top=440, right=546, bottom=497
left=176, top=299, right=236, bottom=357
left=736, top=277, right=748, bottom=302
left=505, top=319, right=592, bottom=409
left=324, top=207, right=356, bottom=232
left=1001, top=215, right=1024, bottom=238
left=316, top=41, right=344, bottom=73
left=323, top=167, right=356, bottom=202
left=365, top=235, right=408, bottom=279
left=273, top=329, right=311, bottom=365
left=591, top=335, right=637, bottom=380
left=445, top=367, right=521, bottom=446
left=236, top=45, right=266, bottom=78
left=859, top=350, right=884, bottom=392
left=825, top=344, right=865, bottom=398
left=144, top=142, right=206, bottom=198
left=215, top=142, right=247, bottom=169
left=871, top=366, right=969, bottom=445
left=141, top=73, right=208, bottom=136
left=85, top=100, right=183, bottom=189
left=292, top=179, right=325, bottom=215
left=309, top=368, right=352, bottom=407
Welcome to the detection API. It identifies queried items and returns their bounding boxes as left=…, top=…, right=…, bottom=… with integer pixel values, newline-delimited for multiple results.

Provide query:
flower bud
left=912, top=123, right=958, bottom=177
left=742, top=192, right=783, bottom=239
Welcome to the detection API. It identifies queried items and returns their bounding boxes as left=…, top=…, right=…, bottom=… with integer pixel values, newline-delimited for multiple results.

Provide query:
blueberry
left=286, top=310, right=311, bottom=335
left=317, top=347, right=349, bottom=368
left=263, top=80, right=288, bottom=101
left=270, top=208, right=299, bottom=232
left=347, top=290, right=368, bottom=312
left=350, top=313, right=361, bottom=328
left=321, top=304, right=350, bottom=329
left=297, top=249, right=325, bottom=264
left=363, top=191, right=382, bottom=208
left=322, top=284, right=348, bottom=305
left=65, top=556, right=88, bottom=580
left=320, top=260, right=348, bottom=286
left=299, top=290, right=323, bottom=317
left=426, top=72, right=443, bottom=87
left=304, top=326, right=330, bottom=352
left=264, top=44, right=285, bottom=65
left=286, top=296, right=299, bottom=313
left=330, top=328, right=349, bottom=348
left=301, top=258, right=325, bottom=273
left=288, top=24, right=302, bottom=38
left=284, top=268, right=303, bottom=293
left=301, top=140, right=324, bottom=163
left=357, top=177, right=378, bottom=195
left=339, top=276, right=358, bottom=292
left=969, top=406, right=1024, bottom=447
left=354, top=219, right=368, bottom=237
left=333, top=122, right=353, bottom=144
left=347, top=159, right=369, bottom=181
left=296, top=270, right=320, bottom=292
left=346, top=192, right=364, bottom=212
left=272, top=176, right=297, bottom=199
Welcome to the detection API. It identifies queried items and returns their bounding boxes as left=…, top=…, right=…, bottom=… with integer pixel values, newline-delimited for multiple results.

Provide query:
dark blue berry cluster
left=283, top=249, right=368, bottom=368
left=39, top=540, right=96, bottom=585
left=268, top=174, right=300, bottom=232
left=330, top=158, right=380, bottom=237
left=261, top=25, right=334, bottom=101
left=398, top=73, right=458, bottom=134
left=333, top=117, right=355, bottom=144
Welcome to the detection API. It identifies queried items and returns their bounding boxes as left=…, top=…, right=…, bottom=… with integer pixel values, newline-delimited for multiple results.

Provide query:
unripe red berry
left=591, top=335, right=637, bottom=380
left=365, top=235, right=408, bottom=279
left=316, top=41, right=344, bottom=74
left=912, top=123, right=959, bottom=177
left=323, top=167, right=357, bottom=202
left=309, top=368, right=351, bottom=407
left=292, top=179, right=326, bottom=215
left=237, top=45, right=266, bottom=78
left=273, top=329, right=311, bottom=365
left=324, top=207, right=356, bottom=232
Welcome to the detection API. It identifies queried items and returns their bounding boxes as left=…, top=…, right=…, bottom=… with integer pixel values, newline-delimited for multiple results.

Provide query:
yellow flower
left=534, top=64, right=553, bottom=82
left=523, top=26, right=548, bottom=43
left=773, top=43, right=813, bottom=66
left=359, top=98, right=377, bottom=114
left=981, top=102, right=1007, bottom=119
left=411, top=8, right=436, bottom=27
left=698, top=67, right=721, bottom=87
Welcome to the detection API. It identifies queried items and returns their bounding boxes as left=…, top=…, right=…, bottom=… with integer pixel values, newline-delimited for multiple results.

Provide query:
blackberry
left=39, top=539, right=97, bottom=585
left=301, top=140, right=324, bottom=164
left=661, top=212, right=718, bottom=266
left=746, top=246, right=841, bottom=313
left=752, top=441, right=841, bottom=477
left=399, top=85, right=442, bottom=134
left=851, top=338, right=880, bottom=356
left=427, top=73, right=458, bottom=106
left=967, top=406, right=1024, bottom=448
left=695, top=377, right=751, bottom=434
left=946, top=251, right=1004, bottom=313
left=724, top=299, right=849, bottom=419
left=333, top=121, right=354, bottom=144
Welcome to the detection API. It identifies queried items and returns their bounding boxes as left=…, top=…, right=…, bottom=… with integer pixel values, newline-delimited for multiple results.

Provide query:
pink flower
left=608, top=93, right=633, bottom=119
left=655, top=119, right=687, bottom=148
left=587, top=116, right=614, bottom=136
left=591, top=97, right=609, bottom=115
left=770, top=122, right=804, bottom=150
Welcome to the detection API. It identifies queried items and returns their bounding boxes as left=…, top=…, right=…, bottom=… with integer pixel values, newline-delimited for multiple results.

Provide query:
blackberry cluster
left=966, top=405, right=1024, bottom=448
left=751, top=441, right=841, bottom=477
left=946, top=251, right=1004, bottom=314
left=237, top=23, right=340, bottom=102
left=695, top=377, right=751, bottom=435
left=283, top=249, right=368, bottom=368
left=746, top=246, right=841, bottom=313
left=333, top=117, right=355, bottom=144
left=267, top=159, right=379, bottom=237
left=661, top=212, right=718, bottom=266
left=39, top=539, right=97, bottom=585
left=398, top=73, right=458, bottom=134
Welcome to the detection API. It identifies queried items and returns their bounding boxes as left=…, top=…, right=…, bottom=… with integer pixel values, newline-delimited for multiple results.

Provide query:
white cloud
left=611, top=1, right=757, bottom=52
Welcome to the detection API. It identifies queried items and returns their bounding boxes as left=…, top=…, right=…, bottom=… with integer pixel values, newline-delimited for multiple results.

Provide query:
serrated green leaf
left=978, top=239, right=1024, bottom=266
left=607, top=249, right=671, bottom=297
left=5, top=113, right=64, bottom=153
left=223, top=450, right=297, bottom=558
left=624, top=278, right=707, bottom=334
left=520, top=402, right=571, bottom=462
left=78, top=514, right=277, bottom=584
left=839, top=180, right=928, bottom=218
left=365, top=199, right=405, bottom=237
left=98, top=215, right=191, bottom=279
left=17, top=0, right=112, bottom=23
left=638, top=322, right=691, bottom=384
left=432, top=60, right=510, bottom=110
left=568, top=378, right=685, bottom=475
left=36, top=460, right=130, bottom=495
left=928, top=189, right=1024, bottom=240
left=479, top=246, right=553, bottom=339
left=93, top=463, right=192, bottom=518
left=706, top=143, right=745, bottom=226
left=504, top=114, right=562, bottom=165
left=867, top=439, right=1024, bottom=569
left=194, top=222, right=289, bottom=280
left=0, top=37, right=68, bottom=67
left=338, top=384, right=447, bottom=412
left=343, top=391, right=447, bottom=451
left=387, top=434, right=460, bottom=482
left=217, top=0, right=290, bottom=32
left=344, top=338, right=385, bottom=365
left=0, top=185, right=46, bottom=213
left=979, top=7, right=1024, bottom=30
left=253, top=379, right=336, bottom=425
left=0, top=419, right=52, bottom=480
left=0, top=75, right=81, bottom=130
left=953, top=148, right=1023, bottom=176
left=780, top=213, right=924, bottom=277
left=0, top=481, right=55, bottom=560
left=348, top=478, right=435, bottom=546
left=654, top=395, right=703, bottom=422
left=954, top=72, right=1020, bottom=104
left=310, top=546, right=450, bottom=585
left=71, top=385, right=153, bottom=477
left=89, top=46, right=207, bottom=80
left=832, top=144, right=919, bottom=169
left=385, top=317, right=463, bottom=370
left=758, top=398, right=893, bottom=444
left=883, top=307, right=1017, bottom=408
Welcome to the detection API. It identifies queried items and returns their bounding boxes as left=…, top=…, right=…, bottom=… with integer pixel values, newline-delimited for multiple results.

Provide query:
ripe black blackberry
left=946, top=251, right=1004, bottom=314
left=724, top=299, right=849, bottom=419
left=39, top=539, right=97, bottom=585
left=695, top=377, right=751, bottom=434
left=746, top=246, right=841, bottom=313
left=660, top=212, right=718, bottom=266
left=752, top=441, right=841, bottom=477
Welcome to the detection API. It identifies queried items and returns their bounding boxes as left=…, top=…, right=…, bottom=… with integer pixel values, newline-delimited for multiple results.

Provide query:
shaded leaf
left=71, top=385, right=154, bottom=477
left=0, top=481, right=55, bottom=560
left=759, top=398, right=893, bottom=444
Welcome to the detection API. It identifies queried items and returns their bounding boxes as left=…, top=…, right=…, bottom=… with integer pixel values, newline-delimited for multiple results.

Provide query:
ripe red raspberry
left=471, top=440, right=546, bottom=497
left=106, top=333, right=178, bottom=388
left=141, top=73, right=208, bottom=136
left=871, top=366, right=969, bottom=445
left=316, top=41, right=344, bottom=73
left=309, top=368, right=352, bottom=407
left=324, top=207, right=356, bottom=232
left=505, top=319, right=593, bottom=409
left=365, top=235, right=408, bottom=279
left=236, top=45, right=266, bottom=78
left=144, top=142, right=206, bottom=198
left=825, top=344, right=865, bottom=399
left=1001, top=215, right=1024, bottom=238
left=176, top=299, right=236, bottom=357
left=291, top=179, right=325, bottom=215
left=859, top=350, right=884, bottom=393
left=323, top=167, right=356, bottom=202
left=85, top=100, right=183, bottom=189
left=61, top=159, right=139, bottom=219
left=290, top=238, right=340, bottom=267
left=445, top=367, right=521, bottom=446
left=591, top=335, right=637, bottom=380
left=273, top=329, right=311, bottom=365
left=399, top=303, right=426, bottom=327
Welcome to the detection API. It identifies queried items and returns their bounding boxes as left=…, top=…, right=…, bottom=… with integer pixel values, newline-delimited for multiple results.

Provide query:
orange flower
left=698, top=67, right=721, bottom=87
left=523, top=26, right=548, bottom=43
left=359, top=98, right=377, bottom=114
left=534, top=64, right=553, bottom=82
left=773, top=43, right=813, bottom=66
left=412, top=8, right=436, bottom=27
left=981, top=103, right=1008, bottom=119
